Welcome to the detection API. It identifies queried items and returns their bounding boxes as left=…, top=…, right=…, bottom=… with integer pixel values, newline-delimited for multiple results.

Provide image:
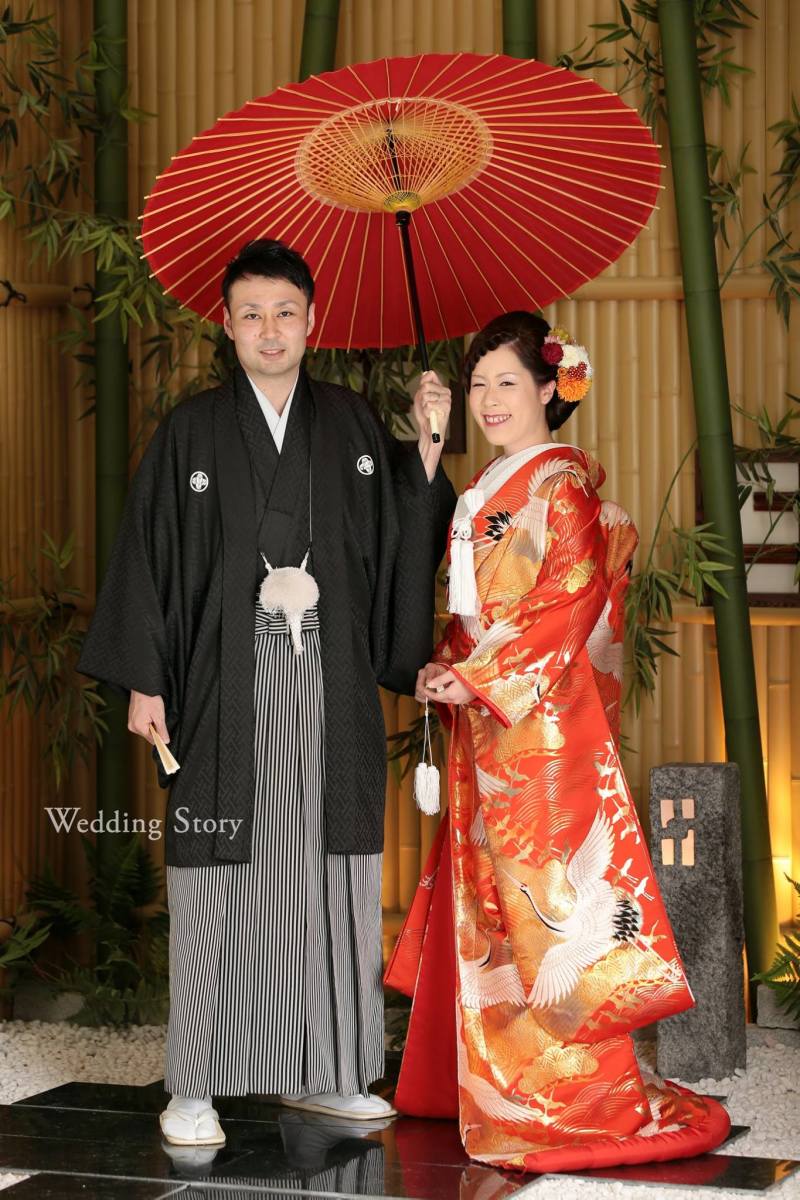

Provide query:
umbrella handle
left=395, top=210, right=440, bottom=444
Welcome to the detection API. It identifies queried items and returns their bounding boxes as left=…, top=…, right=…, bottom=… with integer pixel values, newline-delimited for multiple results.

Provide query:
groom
left=78, top=238, right=456, bottom=1143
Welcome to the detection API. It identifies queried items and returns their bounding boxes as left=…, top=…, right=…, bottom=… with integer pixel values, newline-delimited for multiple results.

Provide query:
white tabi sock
left=168, top=1093, right=212, bottom=1114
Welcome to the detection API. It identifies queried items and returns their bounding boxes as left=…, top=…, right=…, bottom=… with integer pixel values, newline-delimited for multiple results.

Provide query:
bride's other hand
left=415, top=662, right=449, bottom=703
left=423, top=668, right=477, bottom=705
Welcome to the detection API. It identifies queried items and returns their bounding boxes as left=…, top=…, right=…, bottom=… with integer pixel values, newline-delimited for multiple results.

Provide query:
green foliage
left=707, top=142, right=755, bottom=248
left=752, top=875, right=800, bottom=1024
left=307, top=337, right=463, bottom=436
left=556, top=0, right=755, bottom=130
left=0, top=5, right=101, bottom=218
left=625, top=394, right=800, bottom=713
left=0, top=912, right=53, bottom=969
left=760, top=198, right=800, bottom=328
left=624, top=442, right=734, bottom=715
left=716, top=103, right=800, bottom=327
left=554, top=8, right=800, bottom=330
left=769, top=94, right=800, bottom=208
left=0, top=6, right=150, bottom=227
left=0, top=535, right=107, bottom=791
left=12, top=831, right=170, bottom=1027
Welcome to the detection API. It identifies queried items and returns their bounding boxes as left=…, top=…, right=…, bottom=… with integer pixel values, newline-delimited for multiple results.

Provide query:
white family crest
left=357, top=454, right=374, bottom=476
left=190, top=470, right=209, bottom=493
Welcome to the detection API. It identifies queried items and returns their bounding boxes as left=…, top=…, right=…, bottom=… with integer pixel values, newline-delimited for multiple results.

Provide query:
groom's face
left=223, top=274, right=315, bottom=389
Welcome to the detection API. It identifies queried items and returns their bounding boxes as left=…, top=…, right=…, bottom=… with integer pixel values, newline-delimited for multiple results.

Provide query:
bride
left=386, top=311, right=731, bottom=1172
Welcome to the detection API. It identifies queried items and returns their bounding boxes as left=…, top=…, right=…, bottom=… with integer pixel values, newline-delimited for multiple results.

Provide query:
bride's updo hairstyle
left=463, top=311, right=579, bottom=432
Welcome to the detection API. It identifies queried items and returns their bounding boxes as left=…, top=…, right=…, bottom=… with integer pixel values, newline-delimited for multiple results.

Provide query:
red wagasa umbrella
left=141, top=52, right=661, bottom=358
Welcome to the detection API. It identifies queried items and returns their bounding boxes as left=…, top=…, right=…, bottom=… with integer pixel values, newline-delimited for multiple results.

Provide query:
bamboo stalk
left=413, top=0, right=434, bottom=57
left=393, top=0, right=412, bottom=56
left=253, top=0, right=274, bottom=95
left=705, top=627, right=726, bottom=763
left=138, top=0, right=158, bottom=222
left=433, top=0, right=455, bottom=54
left=299, top=0, right=341, bottom=81
left=659, top=0, right=778, bottom=980
left=233, top=0, right=253, bottom=106
left=94, top=0, right=131, bottom=851
left=176, top=0, right=198, bottom=148
left=156, top=1, right=177, bottom=165
left=214, top=0, right=235, bottom=113
left=767, top=628, right=792, bottom=924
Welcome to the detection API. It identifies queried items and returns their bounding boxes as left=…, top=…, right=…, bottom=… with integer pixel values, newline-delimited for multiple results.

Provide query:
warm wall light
left=659, top=797, right=696, bottom=867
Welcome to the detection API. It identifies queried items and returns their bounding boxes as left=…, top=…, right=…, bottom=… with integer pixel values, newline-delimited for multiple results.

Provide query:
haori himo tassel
left=447, top=486, right=485, bottom=616
left=259, top=550, right=319, bottom=655
left=413, top=699, right=440, bottom=815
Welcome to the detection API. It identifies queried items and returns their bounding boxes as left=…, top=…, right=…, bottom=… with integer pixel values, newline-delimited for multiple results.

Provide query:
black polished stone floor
left=1, top=1062, right=797, bottom=1197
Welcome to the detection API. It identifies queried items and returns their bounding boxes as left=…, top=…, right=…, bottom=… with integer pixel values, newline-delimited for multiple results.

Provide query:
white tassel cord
left=259, top=550, right=319, bottom=655
left=414, top=700, right=441, bottom=815
left=447, top=487, right=485, bottom=617
left=448, top=533, right=480, bottom=617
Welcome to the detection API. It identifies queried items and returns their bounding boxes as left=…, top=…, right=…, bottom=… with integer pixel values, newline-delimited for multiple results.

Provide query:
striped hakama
left=163, top=602, right=385, bottom=1099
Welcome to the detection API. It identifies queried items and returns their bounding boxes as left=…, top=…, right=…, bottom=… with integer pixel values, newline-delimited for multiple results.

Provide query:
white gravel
left=0, top=1021, right=797, bottom=1197
left=0, top=1019, right=166, bottom=1193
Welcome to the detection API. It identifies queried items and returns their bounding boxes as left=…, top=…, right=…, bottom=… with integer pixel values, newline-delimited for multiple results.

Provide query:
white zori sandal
left=159, top=1095, right=226, bottom=1146
left=279, top=1092, right=397, bottom=1120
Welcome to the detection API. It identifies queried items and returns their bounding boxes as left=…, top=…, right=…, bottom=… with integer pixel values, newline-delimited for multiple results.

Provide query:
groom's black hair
left=221, top=238, right=315, bottom=310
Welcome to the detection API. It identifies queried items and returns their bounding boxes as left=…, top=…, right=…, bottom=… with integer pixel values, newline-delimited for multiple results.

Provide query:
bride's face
left=468, top=344, right=555, bottom=454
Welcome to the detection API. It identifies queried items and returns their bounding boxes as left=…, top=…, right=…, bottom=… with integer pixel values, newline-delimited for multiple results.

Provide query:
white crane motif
left=503, top=811, right=642, bottom=1008
left=458, top=936, right=527, bottom=1010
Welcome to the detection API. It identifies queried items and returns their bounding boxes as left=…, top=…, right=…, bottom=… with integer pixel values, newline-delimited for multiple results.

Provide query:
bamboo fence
left=1, top=0, right=798, bottom=954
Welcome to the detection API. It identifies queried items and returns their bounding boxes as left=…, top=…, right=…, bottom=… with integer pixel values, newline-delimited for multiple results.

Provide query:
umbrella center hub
left=384, top=190, right=422, bottom=213
left=296, top=96, right=492, bottom=213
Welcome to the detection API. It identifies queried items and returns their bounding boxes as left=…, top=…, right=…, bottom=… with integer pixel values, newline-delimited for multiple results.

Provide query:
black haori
left=77, top=362, right=455, bottom=865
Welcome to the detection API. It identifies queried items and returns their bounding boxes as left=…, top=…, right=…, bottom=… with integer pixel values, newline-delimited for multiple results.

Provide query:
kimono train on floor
left=386, top=444, right=731, bottom=1172
left=164, top=603, right=384, bottom=1098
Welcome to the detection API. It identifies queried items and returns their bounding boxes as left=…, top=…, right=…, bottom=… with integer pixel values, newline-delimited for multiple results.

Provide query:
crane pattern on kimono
left=497, top=812, right=643, bottom=1008
left=496, top=743, right=679, bottom=1010
left=458, top=932, right=527, bottom=1010
left=595, top=741, right=643, bottom=846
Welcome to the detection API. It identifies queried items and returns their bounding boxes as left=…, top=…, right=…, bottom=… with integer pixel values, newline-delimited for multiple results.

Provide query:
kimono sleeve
left=372, top=418, right=457, bottom=695
left=77, top=414, right=178, bottom=712
left=429, top=618, right=459, bottom=731
left=449, top=474, right=609, bottom=728
left=432, top=617, right=458, bottom=667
